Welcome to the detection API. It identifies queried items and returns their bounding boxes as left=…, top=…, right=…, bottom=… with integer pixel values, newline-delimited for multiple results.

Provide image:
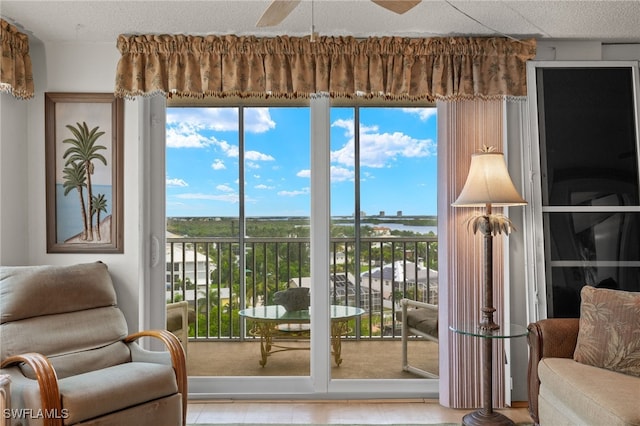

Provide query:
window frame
left=525, top=60, right=640, bottom=320
left=162, top=94, right=441, bottom=398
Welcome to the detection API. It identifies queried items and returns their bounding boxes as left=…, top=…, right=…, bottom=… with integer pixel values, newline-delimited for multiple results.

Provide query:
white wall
left=0, top=94, right=29, bottom=265
left=536, top=40, right=640, bottom=61
left=0, top=40, right=143, bottom=331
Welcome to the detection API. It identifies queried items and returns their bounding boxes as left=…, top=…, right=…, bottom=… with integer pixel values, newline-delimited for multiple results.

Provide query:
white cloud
left=278, top=187, right=310, bottom=197
left=167, top=107, right=275, bottom=134
left=245, top=108, right=277, bottom=133
left=402, top=108, right=437, bottom=121
left=296, top=166, right=354, bottom=182
left=331, top=118, right=436, bottom=169
left=216, top=184, right=234, bottom=192
left=166, top=178, right=188, bottom=187
left=166, top=124, right=215, bottom=148
left=211, top=159, right=226, bottom=170
left=331, top=166, right=355, bottom=182
left=255, top=184, right=275, bottom=190
left=214, top=140, right=238, bottom=157
left=166, top=108, right=276, bottom=163
left=246, top=151, right=275, bottom=161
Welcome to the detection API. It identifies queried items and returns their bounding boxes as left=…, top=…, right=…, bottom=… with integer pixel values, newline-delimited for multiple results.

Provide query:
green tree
left=91, top=193, right=107, bottom=241
left=62, top=121, right=107, bottom=241
left=62, top=162, right=88, bottom=240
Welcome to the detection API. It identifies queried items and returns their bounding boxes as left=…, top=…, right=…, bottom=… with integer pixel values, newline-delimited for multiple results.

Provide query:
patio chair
left=399, top=298, right=439, bottom=378
left=0, top=262, right=187, bottom=426
left=167, top=300, right=191, bottom=355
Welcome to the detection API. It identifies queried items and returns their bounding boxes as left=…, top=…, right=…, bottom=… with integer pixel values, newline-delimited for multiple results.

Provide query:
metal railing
left=166, top=236, right=438, bottom=341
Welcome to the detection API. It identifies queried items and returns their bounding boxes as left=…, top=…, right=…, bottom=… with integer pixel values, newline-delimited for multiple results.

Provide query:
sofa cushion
left=59, top=362, right=178, bottom=424
left=406, top=307, right=438, bottom=337
left=573, top=285, right=640, bottom=377
left=538, top=357, right=640, bottom=425
left=0, top=263, right=117, bottom=323
left=73, top=394, right=182, bottom=426
left=1, top=306, right=130, bottom=379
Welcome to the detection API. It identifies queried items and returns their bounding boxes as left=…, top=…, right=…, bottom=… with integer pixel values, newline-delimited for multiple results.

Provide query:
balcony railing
left=166, top=236, right=438, bottom=341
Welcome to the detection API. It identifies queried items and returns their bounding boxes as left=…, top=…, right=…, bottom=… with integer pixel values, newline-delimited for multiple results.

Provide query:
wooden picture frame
left=45, top=92, right=124, bottom=253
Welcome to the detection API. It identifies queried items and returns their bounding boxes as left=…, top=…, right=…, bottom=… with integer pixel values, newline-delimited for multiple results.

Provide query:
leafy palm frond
left=463, top=213, right=516, bottom=235
left=61, top=162, right=86, bottom=195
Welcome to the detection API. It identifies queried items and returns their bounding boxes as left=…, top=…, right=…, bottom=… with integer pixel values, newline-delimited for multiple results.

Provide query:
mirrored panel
left=549, top=267, right=640, bottom=318
left=545, top=212, right=640, bottom=261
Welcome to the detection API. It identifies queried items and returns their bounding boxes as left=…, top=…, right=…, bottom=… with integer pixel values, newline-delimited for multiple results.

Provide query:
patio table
left=239, top=305, right=365, bottom=367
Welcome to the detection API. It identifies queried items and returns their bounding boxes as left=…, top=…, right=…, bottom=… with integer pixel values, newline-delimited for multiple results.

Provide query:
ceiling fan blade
left=256, top=0, right=302, bottom=27
left=371, top=0, right=421, bottom=14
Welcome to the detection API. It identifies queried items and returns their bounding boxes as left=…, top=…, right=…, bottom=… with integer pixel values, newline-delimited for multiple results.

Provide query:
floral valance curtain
left=0, top=18, right=34, bottom=100
left=115, top=34, right=535, bottom=101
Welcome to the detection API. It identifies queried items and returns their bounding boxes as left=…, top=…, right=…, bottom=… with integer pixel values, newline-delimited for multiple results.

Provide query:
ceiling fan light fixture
left=256, top=0, right=302, bottom=27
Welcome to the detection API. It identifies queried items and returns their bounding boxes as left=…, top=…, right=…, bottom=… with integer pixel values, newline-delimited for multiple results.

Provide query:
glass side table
left=449, top=324, right=529, bottom=426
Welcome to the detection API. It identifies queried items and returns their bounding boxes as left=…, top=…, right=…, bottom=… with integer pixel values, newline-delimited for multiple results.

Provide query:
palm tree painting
left=62, top=121, right=107, bottom=242
left=45, top=92, right=123, bottom=253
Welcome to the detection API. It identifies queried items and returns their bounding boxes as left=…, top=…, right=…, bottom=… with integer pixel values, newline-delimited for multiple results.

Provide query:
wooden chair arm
left=1, top=352, right=63, bottom=426
left=125, top=329, right=187, bottom=426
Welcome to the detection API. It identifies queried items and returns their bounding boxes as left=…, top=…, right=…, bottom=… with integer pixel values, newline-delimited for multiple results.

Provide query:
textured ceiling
left=2, top=0, right=640, bottom=44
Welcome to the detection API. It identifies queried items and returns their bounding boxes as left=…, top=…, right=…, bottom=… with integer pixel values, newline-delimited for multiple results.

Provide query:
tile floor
left=186, top=399, right=533, bottom=424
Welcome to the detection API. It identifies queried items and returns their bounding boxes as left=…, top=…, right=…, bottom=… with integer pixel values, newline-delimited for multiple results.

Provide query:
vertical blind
left=437, top=99, right=509, bottom=408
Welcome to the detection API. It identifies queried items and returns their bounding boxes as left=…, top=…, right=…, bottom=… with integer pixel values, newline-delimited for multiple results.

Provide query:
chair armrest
left=401, top=298, right=438, bottom=311
left=125, top=329, right=187, bottom=426
left=527, top=318, right=580, bottom=425
left=166, top=301, right=189, bottom=329
left=1, top=352, right=63, bottom=426
left=400, top=298, right=438, bottom=342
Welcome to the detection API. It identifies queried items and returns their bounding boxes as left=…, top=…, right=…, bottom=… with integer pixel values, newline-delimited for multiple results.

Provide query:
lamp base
left=462, top=410, right=515, bottom=426
left=478, top=322, right=500, bottom=332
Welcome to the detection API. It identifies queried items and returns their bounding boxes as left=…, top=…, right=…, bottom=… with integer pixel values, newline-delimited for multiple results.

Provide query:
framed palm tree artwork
left=45, top=92, right=124, bottom=253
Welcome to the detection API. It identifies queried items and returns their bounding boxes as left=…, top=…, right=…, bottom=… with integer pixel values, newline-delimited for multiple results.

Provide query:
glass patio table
left=239, top=305, right=365, bottom=367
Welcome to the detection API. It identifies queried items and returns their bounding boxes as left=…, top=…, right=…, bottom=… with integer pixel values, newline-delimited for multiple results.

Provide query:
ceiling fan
left=256, top=0, right=422, bottom=27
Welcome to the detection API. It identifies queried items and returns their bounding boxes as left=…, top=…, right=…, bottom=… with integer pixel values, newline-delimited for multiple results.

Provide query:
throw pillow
left=573, top=285, right=640, bottom=377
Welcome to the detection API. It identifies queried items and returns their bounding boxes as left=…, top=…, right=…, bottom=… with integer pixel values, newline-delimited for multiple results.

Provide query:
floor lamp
left=452, top=146, right=527, bottom=426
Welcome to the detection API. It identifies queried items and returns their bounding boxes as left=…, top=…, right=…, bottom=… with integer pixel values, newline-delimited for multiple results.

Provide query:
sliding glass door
left=149, top=96, right=439, bottom=397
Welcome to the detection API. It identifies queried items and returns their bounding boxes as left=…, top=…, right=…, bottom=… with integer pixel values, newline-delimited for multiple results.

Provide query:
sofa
left=527, top=286, right=640, bottom=426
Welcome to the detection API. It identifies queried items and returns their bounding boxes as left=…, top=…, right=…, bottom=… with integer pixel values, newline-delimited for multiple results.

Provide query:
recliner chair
left=0, top=262, right=187, bottom=426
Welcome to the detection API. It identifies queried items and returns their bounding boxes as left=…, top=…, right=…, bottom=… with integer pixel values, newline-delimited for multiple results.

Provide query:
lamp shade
left=452, top=151, right=527, bottom=207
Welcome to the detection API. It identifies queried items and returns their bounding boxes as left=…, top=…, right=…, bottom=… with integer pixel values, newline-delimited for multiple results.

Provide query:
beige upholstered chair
left=399, top=298, right=439, bottom=378
left=166, top=301, right=190, bottom=355
left=0, top=262, right=187, bottom=426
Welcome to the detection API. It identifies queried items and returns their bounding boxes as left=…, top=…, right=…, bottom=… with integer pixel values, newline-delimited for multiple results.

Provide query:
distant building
left=166, top=233, right=217, bottom=302
left=361, top=261, right=438, bottom=305
left=372, top=226, right=391, bottom=236
left=397, top=210, right=402, bottom=217
left=330, top=251, right=346, bottom=265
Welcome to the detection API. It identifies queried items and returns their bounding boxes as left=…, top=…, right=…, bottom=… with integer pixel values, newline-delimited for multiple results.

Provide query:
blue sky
left=166, top=106, right=437, bottom=217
